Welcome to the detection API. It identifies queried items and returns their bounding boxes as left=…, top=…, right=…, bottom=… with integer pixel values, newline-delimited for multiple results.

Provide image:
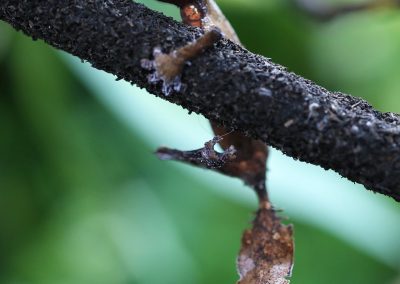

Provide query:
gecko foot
left=156, top=136, right=236, bottom=169
left=140, top=28, right=222, bottom=96
left=140, top=47, right=186, bottom=96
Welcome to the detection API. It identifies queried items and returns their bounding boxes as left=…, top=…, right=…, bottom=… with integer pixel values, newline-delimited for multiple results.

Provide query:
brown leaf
left=237, top=201, right=294, bottom=284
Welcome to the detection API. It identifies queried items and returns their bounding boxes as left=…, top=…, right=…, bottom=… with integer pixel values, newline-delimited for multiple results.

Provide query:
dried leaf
left=237, top=201, right=294, bottom=284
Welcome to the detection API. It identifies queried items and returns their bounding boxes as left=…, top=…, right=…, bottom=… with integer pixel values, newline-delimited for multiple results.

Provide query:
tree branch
left=1, top=0, right=400, bottom=202
left=291, top=0, right=400, bottom=21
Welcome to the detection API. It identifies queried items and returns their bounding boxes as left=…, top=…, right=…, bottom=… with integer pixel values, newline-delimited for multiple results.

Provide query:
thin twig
left=291, top=0, right=400, bottom=21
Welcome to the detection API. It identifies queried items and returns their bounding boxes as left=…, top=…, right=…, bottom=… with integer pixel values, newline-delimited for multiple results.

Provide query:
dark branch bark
left=1, top=0, right=400, bottom=202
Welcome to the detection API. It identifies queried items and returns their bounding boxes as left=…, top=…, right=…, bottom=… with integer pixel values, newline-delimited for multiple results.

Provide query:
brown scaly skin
left=158, top=0, right=269, bottom=202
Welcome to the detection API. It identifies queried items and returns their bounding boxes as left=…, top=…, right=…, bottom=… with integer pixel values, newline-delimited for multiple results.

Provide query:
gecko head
left=181, top=4, right=202, bottom=27
left=180, top=1, right=208, bottom=27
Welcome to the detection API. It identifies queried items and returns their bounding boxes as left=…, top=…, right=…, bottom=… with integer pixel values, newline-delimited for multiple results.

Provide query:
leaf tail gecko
left=153, top=0, right=270, bottom=201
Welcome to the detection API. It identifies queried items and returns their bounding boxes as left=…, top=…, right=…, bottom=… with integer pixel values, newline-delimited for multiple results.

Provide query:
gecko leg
left=141, top=28, right=221, bottom=96
left=156, top=136, right=237, bottom=169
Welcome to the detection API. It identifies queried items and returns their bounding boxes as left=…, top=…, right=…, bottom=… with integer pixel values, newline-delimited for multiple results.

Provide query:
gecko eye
left=181, top=4, right=203, bottom=27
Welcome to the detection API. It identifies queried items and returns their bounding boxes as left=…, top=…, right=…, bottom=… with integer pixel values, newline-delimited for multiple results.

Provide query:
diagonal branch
left=1, top=0, right=400, bottom=202
left=291, top=0, right=400, bottom=21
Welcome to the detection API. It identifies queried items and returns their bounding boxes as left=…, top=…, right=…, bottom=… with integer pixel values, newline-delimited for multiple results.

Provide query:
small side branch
left=1, top=0, right=400, bottom=201
left=292, top=0, right=400, bottom=21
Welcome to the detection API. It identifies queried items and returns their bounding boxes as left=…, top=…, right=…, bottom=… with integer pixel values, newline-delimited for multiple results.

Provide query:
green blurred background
left=0, top=0, right=399, bottom=283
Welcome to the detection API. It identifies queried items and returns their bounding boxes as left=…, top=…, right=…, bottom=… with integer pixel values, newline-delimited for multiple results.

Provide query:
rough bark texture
left=1, top=0, right=400, bottom=202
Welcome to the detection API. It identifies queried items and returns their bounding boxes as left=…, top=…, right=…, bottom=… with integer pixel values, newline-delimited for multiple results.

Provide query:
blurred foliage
left=0, top=0, right=399, bottom=283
